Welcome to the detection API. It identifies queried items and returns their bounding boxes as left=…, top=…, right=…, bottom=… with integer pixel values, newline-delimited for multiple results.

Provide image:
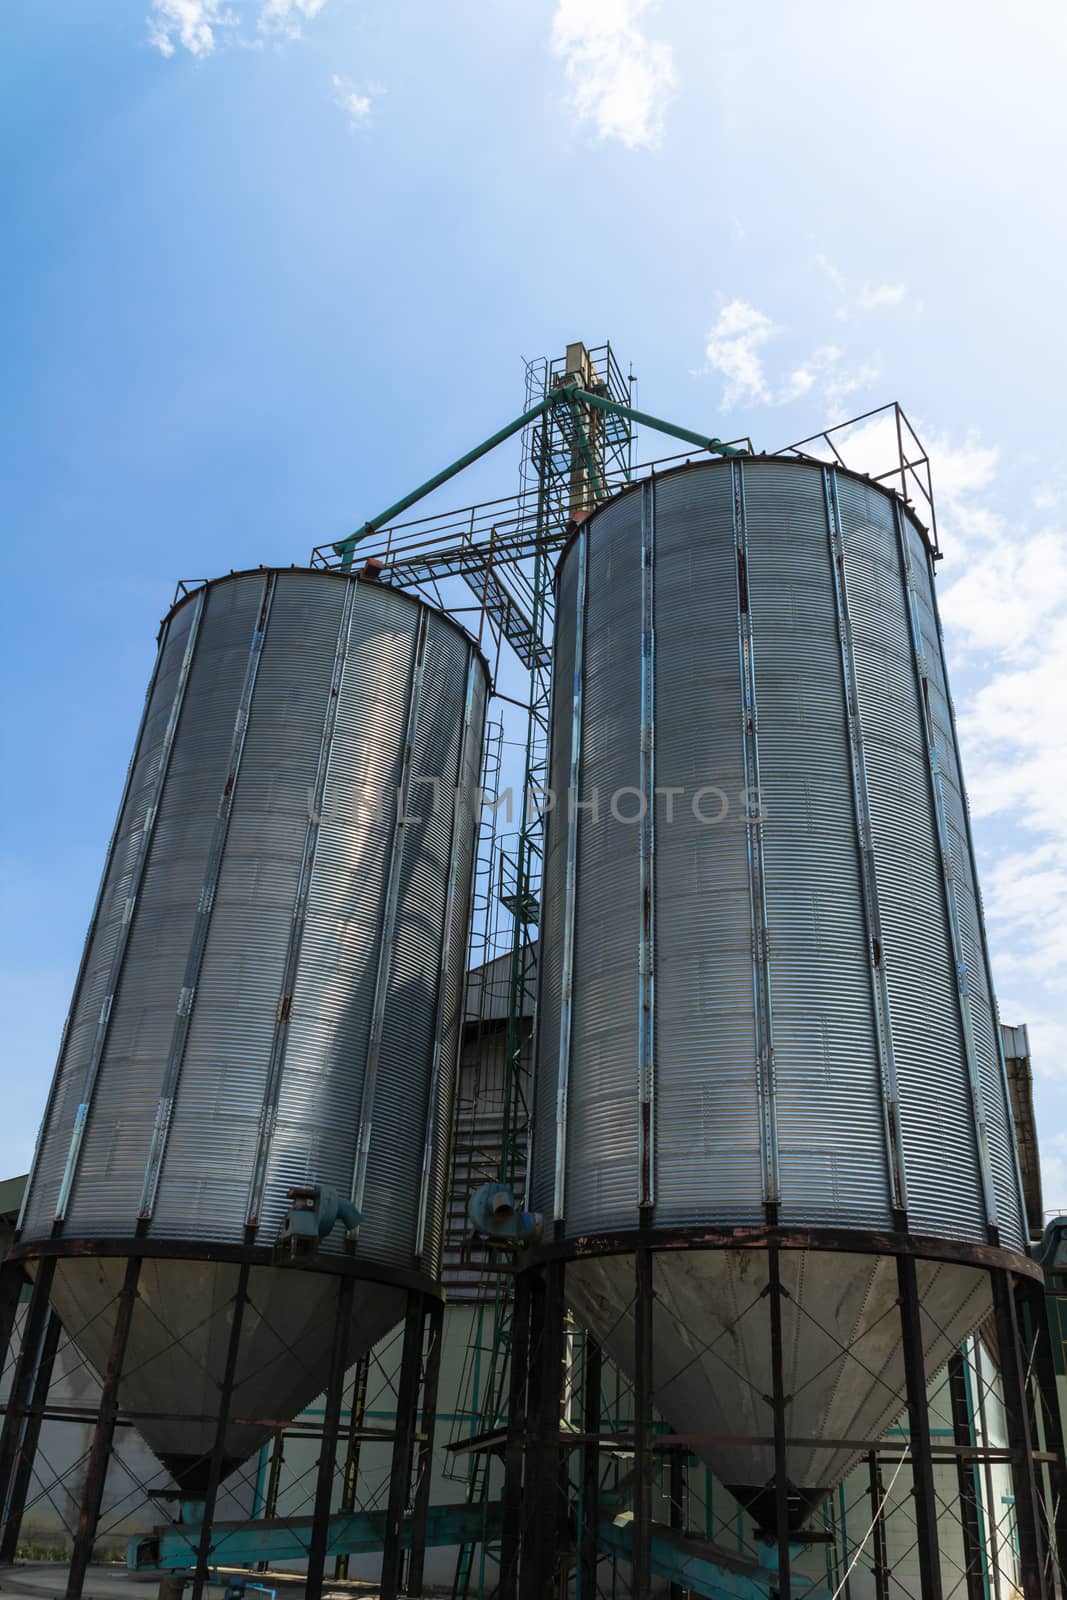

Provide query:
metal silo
left=531, top=455, right=1030, bottom=1531
left=13, top=567, right=486, bottom=1500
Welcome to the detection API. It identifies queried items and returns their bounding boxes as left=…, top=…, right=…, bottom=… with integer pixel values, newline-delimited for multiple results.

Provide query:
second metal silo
left=8, top=569, right=486, bottom=1554
left=530, top=455, right=1032, bottom=1533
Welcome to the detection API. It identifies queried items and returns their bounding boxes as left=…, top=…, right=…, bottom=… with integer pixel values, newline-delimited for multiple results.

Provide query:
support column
left=897, top=1253, right=944, bottom=1600
left=992, top=1270, right=1049, bottom=1600
left=0, top=1255, right=56, bottom=1519
left=67, top=1256, right=141, bottom=1600
left=0, top=1310, right=62, bottom=1562
left=867, top=1453, right=890, bottom=1600
left=948, top=1352, right=987, bottom=1600
left=767, top=1244, right=791, bottom=1600
left=668, top=1445, right=686, bottom=1600
left=500, top=1266, right=532, bottom=1600
left=579, top=1334, right=602, bottom=1600
left=334, top=1352, right=369, bottom=1580
left=632, top=1246, right=654, bottom=1600
left=305, top=1272, right=354, bottom=1600
left=406, top=1297, right=444, bottom=1598
left=1021, top=1277, right=1067, bottom=1598
left=520, top=1258, right=566, bottom=1600
left=191, top=1260, right=251, bottom=1600
left=381, top=1293, right=424, bottom=1600
left=257, top=1430, right=285, bottom=1574
left=0, top=1261, right=26, bottom=1381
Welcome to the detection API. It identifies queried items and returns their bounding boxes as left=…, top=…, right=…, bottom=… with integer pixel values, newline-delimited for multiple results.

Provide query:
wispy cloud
left=814, top=254, right=909, bottom=320
left=807, top=409, right=1067, bottom=1105
left=331, top=73, right=374, bottom=128
left=924, top=436, right=1067, bottom=1070
left=702, top=302, right=878, bottom=415
left=147, top=0, right=232, bottom=57
left=147, top=0, right=328, bottom=56
left=258, top=0, right=327, bottom=38
left=859, top=282, right=907, bottom=310
left=550, top=0, right=676, bottom=150
left=703, top=300, right=776, bottom=406
left=781, top=343, right=879, bottom=418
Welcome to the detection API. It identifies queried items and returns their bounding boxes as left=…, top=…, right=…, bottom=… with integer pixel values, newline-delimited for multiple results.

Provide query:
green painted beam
left=332, top=383, right=743, bottom=569
left=128, top=1500, right=504, bottom=1573
left=565, top=386, right=746, bottom=458
left=598, top=1518, right=831, bottom=1600
left=332, top=395, right=555, bottom=566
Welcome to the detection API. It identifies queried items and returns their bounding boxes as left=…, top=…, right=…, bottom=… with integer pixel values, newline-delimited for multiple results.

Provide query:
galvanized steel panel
left=534, top=458, right=1025, bottom=1250
left=21, top=570, right=487, bottom=1280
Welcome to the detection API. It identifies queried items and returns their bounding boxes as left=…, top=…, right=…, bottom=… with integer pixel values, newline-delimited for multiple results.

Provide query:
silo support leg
left=668, top=1445, right=686, bottom=1600
left=632, top=1246, right=654, bottom=1600
left=305, top=1271, right=355, bottom=1600
left=0, top=1309, right=62, bottom=1563
left=499, top=1266, right=533, bottom=1600
left=66, top=1255, right=141, bottom=1600
left=516, top=1266, right=546, bottom=1600
left=333, top=1352, right=369, bottom=1580
left=897, top=1252, right=944, bottom=1600
left=867, top=1453, right=891, bottom=1600
left=1020, top=1278, right=1067, bottom=1597
left=0, top=1260, right=25, bottom=1380
left=947, top=1352, right=986, bottom=1600
left=380, top=1293, right=425, bottom=1600
left=992, top=1269, right=1050, bottom=1600
left=519, top=1259, right=566, bottom=1600
left=0, top=1254, right=55, bottom=1524
left=190, top=1260, right=251, bottom=1600
left=405, top=1295, right=444, bottom=1598
left=579, top=1334, right=602, bottom=1600
left=767, top=1244, right=791, bottom=1600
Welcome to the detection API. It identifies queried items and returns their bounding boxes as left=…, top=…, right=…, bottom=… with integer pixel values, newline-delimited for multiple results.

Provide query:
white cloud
left=550, top=0, right=676, bottom=150
left=1039, top=1131, right=1067, bottom=1213
left=702, top=305, right=879, bottom=416
left=939, top=530, right=1067, bottom=659
left=147, top=0, right=327, bottom=56
left=331, top=74, right=373, bottom=127
left=912, top=429, right=1067, bottom=1046
left=704, top=300, right=776, bottom=406
left=859, top=282, right=907, bottom=310
left=258, top=0, right=326, bottom=37
left=1034, top=485, right=1059, bottom=512
left=147, top=0, right=232, bottom=56
left=814, top=254, right=909, bottom=320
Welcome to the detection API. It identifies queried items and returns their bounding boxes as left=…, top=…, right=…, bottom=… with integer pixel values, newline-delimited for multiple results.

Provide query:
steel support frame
left=67, top=1255, right=142, bottom=1599
left=992, top=1268, right=1052, bottom=1600
left=867, top=1452, right=891, bottom=1600
left=0, top=1250, right=445, bottom=1600
left=0, top=1255, right=57, bottom=1536
left=490, top=1238, right=1060, bottom=1600
left=191, top=1259, right=251, bottom=1600
left=333, top=1349, right=370, bottom=1580
left=304, top=1272, right=355, bottom=1600
left=515, top=1257, right=567, bottom=1600
left=633, top=1245, right=655, bottom=1600
left=579, top=1333, right=602, bottom=1600
left=0, top=1308, right=62, bottom=1564
left=948, top=1350, right=987, bottom=1600
left=371, top=1290, right=444, bottom=1600
left=897, top=1251, right=944, bottom=1600
left=1020, top=1274, right=1067, bottom=1597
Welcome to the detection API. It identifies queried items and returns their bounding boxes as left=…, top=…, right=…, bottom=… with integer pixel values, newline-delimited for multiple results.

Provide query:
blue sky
left=3, top=0, right=1066, bottom=1203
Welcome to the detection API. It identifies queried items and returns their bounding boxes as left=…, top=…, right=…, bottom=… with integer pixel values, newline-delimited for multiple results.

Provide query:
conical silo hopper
left=531, top=457, right=1030, bottom=1528
left=15, top=568, right=487, bottom=1492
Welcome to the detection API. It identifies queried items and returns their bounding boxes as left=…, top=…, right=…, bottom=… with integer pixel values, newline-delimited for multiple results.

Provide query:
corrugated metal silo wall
left=533, top=457, right=1024, bottom=1248
left=20, top=570, right=486, bottom=1275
